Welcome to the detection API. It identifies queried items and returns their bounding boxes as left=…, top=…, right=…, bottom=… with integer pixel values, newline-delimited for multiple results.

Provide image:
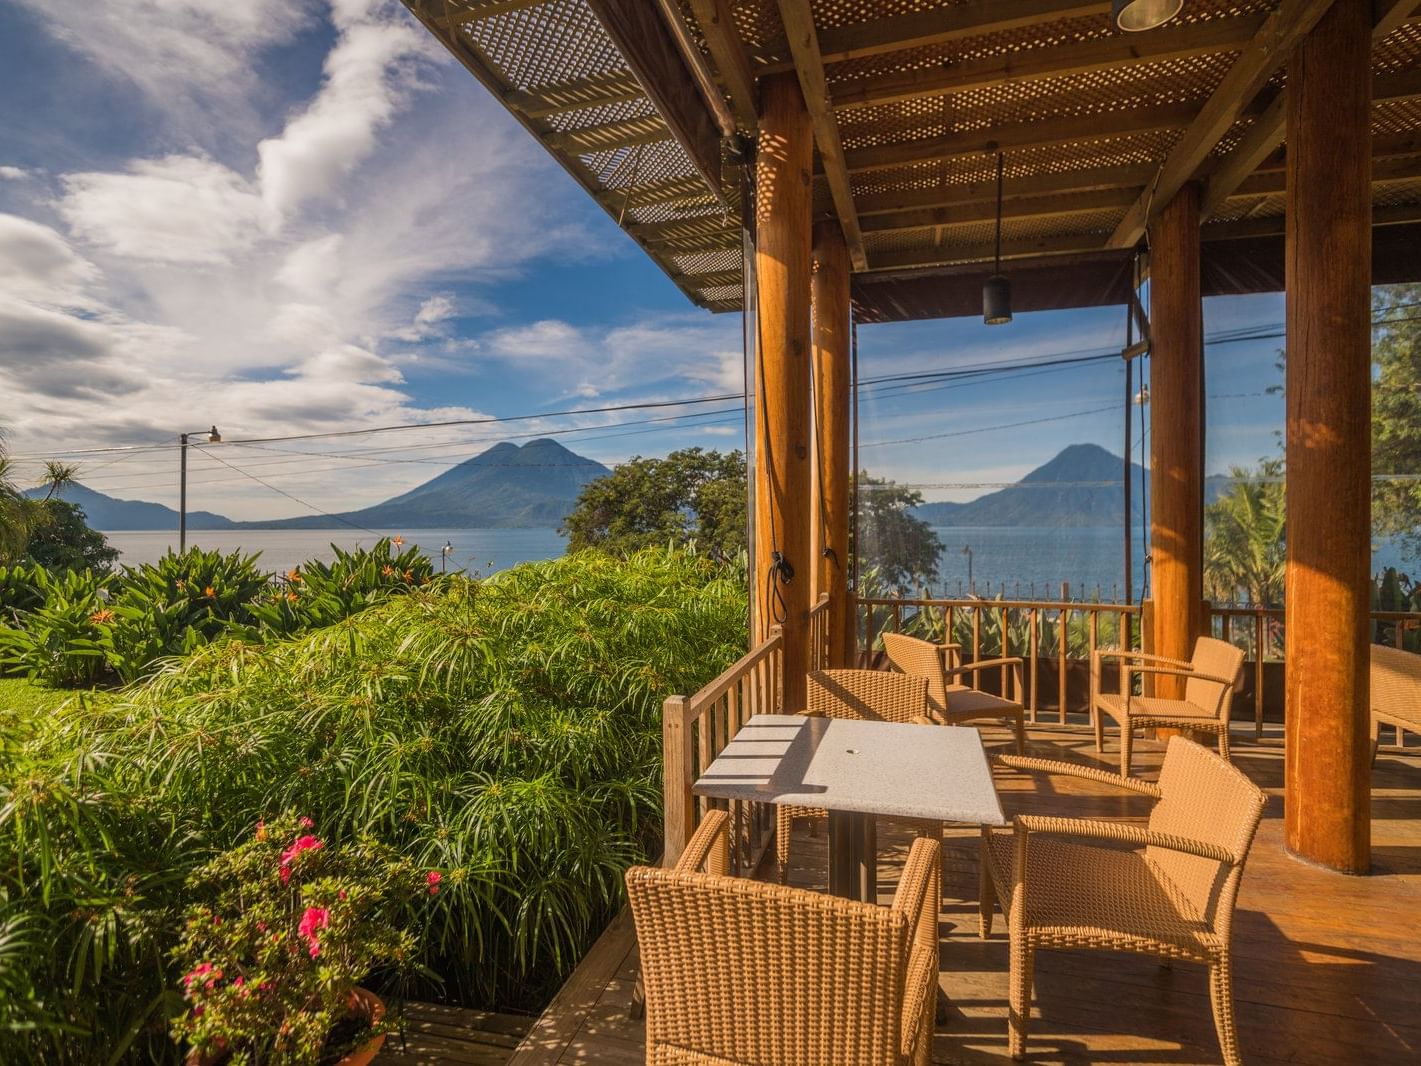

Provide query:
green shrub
left=1, top=548, right=746, bottom=1063
left=0, top=563, right=44, bottom=625
left=0, top=567, right=114, bottom=686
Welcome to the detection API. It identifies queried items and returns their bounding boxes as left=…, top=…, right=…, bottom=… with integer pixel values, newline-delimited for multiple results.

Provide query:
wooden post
left=754, top=73, right=814, bottom=711
left=811, top=220, right=852, bottom=668
left=1284, top=0, right=1371, bottom=875
left=662, top=695, right=693, bottom=867
left=1147, top=184, right=1205, bottom=702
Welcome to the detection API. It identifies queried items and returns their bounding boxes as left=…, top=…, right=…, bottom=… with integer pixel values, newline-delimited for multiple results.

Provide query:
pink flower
left=298, top=816, right=314, bottom=829
left=233, top=976, right=244, bottom=987
left=426, top=870, right=442, bottom=895
left=278, top=834, right=323, bottom=884
left=193, top=1004, right=204, bottom=1018
left=298, top=906, right=329, bottom=958
left=184, top=962, right=214, bottom=991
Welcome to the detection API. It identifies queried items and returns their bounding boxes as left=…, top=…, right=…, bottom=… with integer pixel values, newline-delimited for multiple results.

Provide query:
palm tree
left=0, top=431, right=77, bottom=563
left=1204, top=459, right=1286, bottom=607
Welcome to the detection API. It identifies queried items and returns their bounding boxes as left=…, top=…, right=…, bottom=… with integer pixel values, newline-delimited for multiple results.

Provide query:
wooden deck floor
left=504, top=727, right=1421, bottom=1066
left=373, top=1001, right=534, bottom=1065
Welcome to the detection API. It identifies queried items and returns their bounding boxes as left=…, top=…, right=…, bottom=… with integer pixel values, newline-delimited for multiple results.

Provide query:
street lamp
left=961, top=544, right=974, bottom=595
left=179, top=426, right=221, bottom=552
left=441, top=540, right=453, bottom=573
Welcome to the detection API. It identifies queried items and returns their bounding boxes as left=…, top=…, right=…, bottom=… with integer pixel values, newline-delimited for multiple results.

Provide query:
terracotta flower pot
left=184, top=987, right=386, bottom=1066
left=337, top=987, right=387, bottom=1066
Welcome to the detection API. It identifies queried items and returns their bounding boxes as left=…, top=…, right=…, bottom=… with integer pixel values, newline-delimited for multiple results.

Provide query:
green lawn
left=0, top=675, right=82, bottom=717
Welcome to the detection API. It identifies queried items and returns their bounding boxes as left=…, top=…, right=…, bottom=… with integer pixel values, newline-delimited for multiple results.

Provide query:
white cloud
left=0, top=166, right=31, bottom=181
left=58, top=156, right=263, bottom=265
left=0, top=214, right=100, bottom=306
left=11, top=0, right=317, bottom=139
left=257, top=13, right=428, bottom=229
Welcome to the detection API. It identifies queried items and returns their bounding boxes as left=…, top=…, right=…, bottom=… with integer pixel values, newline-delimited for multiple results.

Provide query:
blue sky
left=0, top=0, right=1288, bottom=520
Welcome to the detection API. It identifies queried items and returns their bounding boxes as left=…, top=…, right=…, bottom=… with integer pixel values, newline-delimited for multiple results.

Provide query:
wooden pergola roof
left=404, top=0, right=1421, bottom=316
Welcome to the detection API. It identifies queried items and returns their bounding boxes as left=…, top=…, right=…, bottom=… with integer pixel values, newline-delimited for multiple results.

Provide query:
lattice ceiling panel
left=410, top=0, right=1421, bottom=309
left=836, top=52, right=1237, bottom=151
left=462, top=0, right=623, bottom=88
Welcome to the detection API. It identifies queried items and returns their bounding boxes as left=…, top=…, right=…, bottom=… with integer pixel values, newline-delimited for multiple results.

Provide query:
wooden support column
left=1284, top=0, right=1371, bottom=875
left=1148, top=183, right=1205, bottom=701
left=754, top=73, right=814, bottom=710
left=811, top=220, right=852, bottom=668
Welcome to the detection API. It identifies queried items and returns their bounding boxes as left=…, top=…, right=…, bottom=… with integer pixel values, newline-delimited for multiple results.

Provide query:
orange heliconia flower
left=391, top=535, right=405, bottom=547
left=381, top=565, right=395, bottom=577
left=286, top=569, right=302, bottom=583
left=203, top=586, right=215, bottom=598
left=89, top=608, right=115, bottom=624
left=286, top=591, right=299, bottom=603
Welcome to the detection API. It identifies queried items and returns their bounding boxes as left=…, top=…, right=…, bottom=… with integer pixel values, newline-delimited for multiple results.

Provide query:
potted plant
left=172, top=813, right=441, bottom=1065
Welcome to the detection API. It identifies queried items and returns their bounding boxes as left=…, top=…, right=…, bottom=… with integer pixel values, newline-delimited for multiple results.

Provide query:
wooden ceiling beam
left=594, top=175, right=718, bottom=208
left=776, top=0, right=869, bottom=270
left=861, top=186, right=1140, bottom=234
left=832, top=14, right=1265, bottom=110
left=1230, top=152, right=1421, bottom=198
left=504, top=72, right=645, bottom=118
left=867, top=232, right=1108, bottom=271
left=630, top=214, right=739, bottom=242
left=764, top=0, right=1110, bottom=69
left=1201, top=201, right=1421, bottom=241
left=547, top=116, right=670, bottom=154
left=854, top=162, right=1159, bottom=215
left=431, top=0, right=546, bottom=27
left=685, top=0, right=758, bottom=129
left=1108, top=0, right=1338, bottom=248
left=1202, top=9, right=1421, bottom=218
left=844, top=101, right=1201, bottom=174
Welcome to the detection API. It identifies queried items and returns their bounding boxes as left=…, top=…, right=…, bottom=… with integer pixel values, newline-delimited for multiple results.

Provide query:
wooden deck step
left=375, top=1001, right=535, bottom=1065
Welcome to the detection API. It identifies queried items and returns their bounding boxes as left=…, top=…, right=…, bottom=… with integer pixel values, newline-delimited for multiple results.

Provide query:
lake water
left=104, top=529, right=569, bottom=577
left=104, top=526, right=1412, bottom=600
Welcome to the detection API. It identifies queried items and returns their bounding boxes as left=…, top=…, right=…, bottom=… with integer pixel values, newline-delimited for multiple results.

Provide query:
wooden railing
left=1206, top=604, right=1421, bottom=740
left=662, top=627, right=783, bottom=869
left=807, top=592, right=831, bottom=672
left=854, top=595, right=1142, bottom=722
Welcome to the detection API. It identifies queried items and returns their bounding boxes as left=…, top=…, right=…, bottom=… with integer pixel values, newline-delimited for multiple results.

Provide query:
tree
left=853, top=472, right=943, bottom=593
left=1204, top=459, right=1286, bottom=607
left=23, top=499, right=119, bottom=572
left=0, top=442, right=76, bottom=565
left=1372, top=283, right=1421, bottom=565
left=561, top=448, right=746, bottom=558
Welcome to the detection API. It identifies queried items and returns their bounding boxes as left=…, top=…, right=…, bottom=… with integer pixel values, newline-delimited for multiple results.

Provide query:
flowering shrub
left=172, top=813, right=433, bottom=1065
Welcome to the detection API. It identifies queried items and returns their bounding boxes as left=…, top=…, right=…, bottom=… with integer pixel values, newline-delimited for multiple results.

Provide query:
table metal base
left=827, top=809, right=877, bottom=902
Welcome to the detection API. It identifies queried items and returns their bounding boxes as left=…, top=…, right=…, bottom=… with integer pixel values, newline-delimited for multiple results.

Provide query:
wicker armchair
left=883, top=631, right=1027, bottom=755
left=776, top=669, right=931, bottom=868
left=628, top=809, right=940, bottom=1066
left=1371, top=643, right=1421, bottom=763
left=979, top=738, right=1266, bottom=1065
left=1092, top=637, right=1245, bottom=775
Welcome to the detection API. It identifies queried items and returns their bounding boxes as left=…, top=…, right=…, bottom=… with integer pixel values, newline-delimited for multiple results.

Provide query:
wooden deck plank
left=505, top=728, right=1421, bottom=1065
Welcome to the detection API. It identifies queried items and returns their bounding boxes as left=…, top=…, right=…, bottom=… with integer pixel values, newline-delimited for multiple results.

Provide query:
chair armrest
left=910, top=713, right=941, bottom=726
left=991, top=753, right=1162, bottom=797
left=674, top=809, right=730, bottom=875
left=946, top=656, right=1024, bottom=675
left=900, top=939, right=937, bottom=1060
left=1124, top=665, right=1235, bottom=687
left=1014, top=814, right=1238, bottom=864
left=1096, top=650, right=1192, bottom=668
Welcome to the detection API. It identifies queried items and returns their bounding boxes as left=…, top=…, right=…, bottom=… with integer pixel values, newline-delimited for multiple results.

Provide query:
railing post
left=662, top=695, right=694, bottom=868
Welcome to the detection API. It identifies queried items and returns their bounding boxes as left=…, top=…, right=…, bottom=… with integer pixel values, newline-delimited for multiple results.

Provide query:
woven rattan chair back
left=1185, top=637, right=1246, bottom=716
left=881, top=632, right=950, bottom=708
left=1147, top=738, right=1266, bottom=925
left=1371, top=643, right=1421, bottom=730
left=807, top=668, right=929, bottom=724
left=629, top=810, right=939, bottom=1066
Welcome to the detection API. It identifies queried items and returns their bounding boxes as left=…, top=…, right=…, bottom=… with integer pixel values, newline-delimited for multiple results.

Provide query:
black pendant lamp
left=983, top=151, right=1011, bottom=326
left=1112, top=0, right=1184, bottom=32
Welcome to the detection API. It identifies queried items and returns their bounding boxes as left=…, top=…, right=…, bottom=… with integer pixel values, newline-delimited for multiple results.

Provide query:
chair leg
left=1218, top=723, right=1232, bottom=764
left=1208, top=956, right=1242, bottom=1066
left=978, top=834, right=996, bottom=939
left=1013, top=712, right=1026, bottom=755
left=1008, top=942, right=1034, bottom=1060
left=1092, top=702, right=1105, bottom=754
left=1120, top=721, right=1134, bottom=777
left=775, top=807, right=792, bottom=879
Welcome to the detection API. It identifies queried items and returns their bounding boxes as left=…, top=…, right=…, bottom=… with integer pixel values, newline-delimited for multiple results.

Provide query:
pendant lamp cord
left=993, top=151, right=1004, bottom=274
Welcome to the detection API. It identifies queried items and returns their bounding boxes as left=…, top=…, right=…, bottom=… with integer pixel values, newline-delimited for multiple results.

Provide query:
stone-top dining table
left=692, top=713, right=1007, bottom=902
